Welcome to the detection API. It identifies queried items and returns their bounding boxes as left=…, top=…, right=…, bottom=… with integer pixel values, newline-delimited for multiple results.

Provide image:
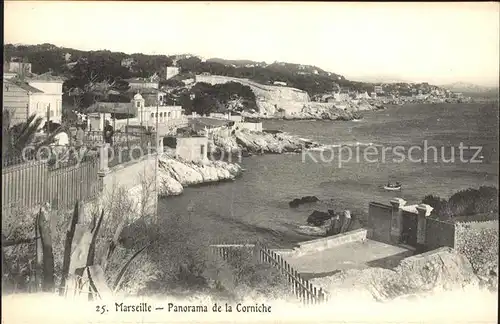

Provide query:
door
left=400, top=211, right=418, bottom=247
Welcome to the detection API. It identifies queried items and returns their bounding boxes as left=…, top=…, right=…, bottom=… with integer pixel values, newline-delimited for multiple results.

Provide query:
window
left=168, top=112, right=172, bottom=118
left=136, top=101, right=141, bottom=108
left=159, top=112, right=163, bottom=117
left=200, top=144, right=205, bottom=156
left=151, top=113, right=154, bottom=118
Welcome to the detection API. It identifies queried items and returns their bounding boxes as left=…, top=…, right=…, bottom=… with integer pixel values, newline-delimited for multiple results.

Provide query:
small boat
left=383, top=182, right=402, bottom=191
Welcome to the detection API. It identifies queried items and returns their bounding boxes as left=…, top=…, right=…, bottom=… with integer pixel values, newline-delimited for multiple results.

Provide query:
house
left=24, top=73, right=65, bottom=124
left=181, top=78, right=195, bottom=86
left=121, top=58, right=135, bottom=68
left=125, top=76, right=159, bottom=90
left=3, top=80, right=31, bottom=125
left=87, top=93, right=187, bottom=132
left=356, top=91, right=371, bottom=100
left=175, top=136, right=209, bottom=163
left=333, top=88, right=351, bottom=101
left=129, top=88, right=168, bottom=107
left=165, top=66, right=180, bottom=80
left=3, top=72, right=65, bottom=124
left=374, top=85, right=384, bottom=94
left=4, top=60, right=32, bottom=75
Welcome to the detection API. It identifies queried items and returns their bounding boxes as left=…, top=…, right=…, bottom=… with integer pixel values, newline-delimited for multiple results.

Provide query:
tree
left=177, top=57, right=202, bottom=73
left=2, top=111, right=61, bottom=164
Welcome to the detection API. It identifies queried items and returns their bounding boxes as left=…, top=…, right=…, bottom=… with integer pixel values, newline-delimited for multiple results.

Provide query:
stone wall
left=425, top=217, right=455, bottom=250
left=232, top=122, right=263, bottom=132
left=99, top=152, right=158, bottom=221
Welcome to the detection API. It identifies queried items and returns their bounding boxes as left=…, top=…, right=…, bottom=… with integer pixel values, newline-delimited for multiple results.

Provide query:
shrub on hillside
left=422, top=186, right=498, bottom=220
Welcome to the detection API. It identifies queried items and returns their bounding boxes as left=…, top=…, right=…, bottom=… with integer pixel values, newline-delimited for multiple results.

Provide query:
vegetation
left=4, top=43, right=371, bottom=102
left=421, top=186, right=498, bottom=220
left=2, top=110, right=63, bottom=164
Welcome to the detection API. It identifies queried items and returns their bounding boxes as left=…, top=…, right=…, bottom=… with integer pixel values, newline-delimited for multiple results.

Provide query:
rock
left=157, top=154, right=243, bottom=197
left=288, top=195, right=319, bottom=208
left=310, top=247, right=481, bottom=303
left=211, top=127, right=316, bottom=155
left=307, top=210, right=332, bottom=226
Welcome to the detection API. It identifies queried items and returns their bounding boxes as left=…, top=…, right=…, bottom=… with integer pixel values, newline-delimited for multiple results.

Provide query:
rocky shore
left=210, top=127, right=321, bottom=155
left=241, top=101, right=384, bottom=121
left=157, top=154, right=243, bottom=196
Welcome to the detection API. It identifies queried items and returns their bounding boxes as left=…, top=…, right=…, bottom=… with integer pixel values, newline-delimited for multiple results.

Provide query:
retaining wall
left=293, top=228, right=369, bottom=254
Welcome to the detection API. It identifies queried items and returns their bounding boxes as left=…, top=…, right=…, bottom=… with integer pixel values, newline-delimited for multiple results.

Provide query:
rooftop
left=25, top=72, right=66, bottom=82
left=5, top=79, right=43, bottom=93
left=87, top=102, right=136, bottom=114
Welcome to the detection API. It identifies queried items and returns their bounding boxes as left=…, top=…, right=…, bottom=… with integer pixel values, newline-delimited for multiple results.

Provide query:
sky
left=4, top=1, right=500, bottom=86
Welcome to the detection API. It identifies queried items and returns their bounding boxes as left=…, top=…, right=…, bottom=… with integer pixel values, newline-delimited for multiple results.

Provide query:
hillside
left=3, top=43, right=350, bottom=97
left=206, top=58, right=267, bottom=68
left=440, top=82, right=499, bottom=94
left=3, top=43, right=451, bottom=117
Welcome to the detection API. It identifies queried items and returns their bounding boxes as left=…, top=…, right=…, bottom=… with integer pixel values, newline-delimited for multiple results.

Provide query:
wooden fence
left=209, top=243, right=329, bottom=305
left=2, top=156, right=101, bottom=214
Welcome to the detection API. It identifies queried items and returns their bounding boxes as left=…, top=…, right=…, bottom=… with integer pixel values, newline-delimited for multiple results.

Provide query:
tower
left=132, top=92, right=146, bottom=125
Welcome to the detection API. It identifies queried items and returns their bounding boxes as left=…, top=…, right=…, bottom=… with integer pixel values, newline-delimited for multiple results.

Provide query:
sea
left=158, top=103, right=499, bottom=248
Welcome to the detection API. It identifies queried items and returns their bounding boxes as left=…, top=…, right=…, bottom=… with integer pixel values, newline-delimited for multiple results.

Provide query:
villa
left=3, top=68, right=65, bottom=125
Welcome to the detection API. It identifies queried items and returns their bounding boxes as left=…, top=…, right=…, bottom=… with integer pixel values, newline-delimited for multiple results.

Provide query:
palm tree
left=2, top=110, right=61, bottom=165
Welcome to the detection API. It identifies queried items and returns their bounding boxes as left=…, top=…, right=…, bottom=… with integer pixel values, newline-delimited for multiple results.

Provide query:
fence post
left=98, top=144, right=110, bottom=174
left=34, top=211, right=43, bottom=292
left=38, top=207, right=55, bottom=292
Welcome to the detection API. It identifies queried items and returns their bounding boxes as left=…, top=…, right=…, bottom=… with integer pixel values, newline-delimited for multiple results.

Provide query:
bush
left=422, top=186, right=498, bottom=220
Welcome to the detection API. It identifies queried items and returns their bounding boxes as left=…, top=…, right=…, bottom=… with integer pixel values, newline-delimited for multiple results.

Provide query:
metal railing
left=209, top=242, right=329, bottom=305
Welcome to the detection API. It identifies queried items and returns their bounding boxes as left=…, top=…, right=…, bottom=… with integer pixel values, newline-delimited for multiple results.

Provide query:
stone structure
left=96, top=143, right=158, bottom=220
left=175, top=136, right=209, bottom=162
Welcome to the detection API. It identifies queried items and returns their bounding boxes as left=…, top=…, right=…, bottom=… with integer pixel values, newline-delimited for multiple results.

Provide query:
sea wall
left=99, top=153, right=158, bottom=221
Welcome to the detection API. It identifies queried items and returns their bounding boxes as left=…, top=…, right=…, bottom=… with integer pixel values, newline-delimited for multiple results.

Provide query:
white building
left=132, top=93, right=184, bottom=127
left=26, top=73, right=65, bottom=124
left=3, top=72, right=64, bottom=124
left=165, top=66, right=180, bottom=80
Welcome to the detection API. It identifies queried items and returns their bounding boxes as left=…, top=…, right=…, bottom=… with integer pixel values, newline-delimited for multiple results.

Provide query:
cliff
left=195, top=75, right=310, bottom=114
left=157, top=154, right=243, bottom=196
left=195, top=74, right=381, bottom=118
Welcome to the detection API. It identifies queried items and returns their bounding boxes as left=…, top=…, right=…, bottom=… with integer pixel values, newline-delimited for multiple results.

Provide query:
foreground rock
left=157, top=154, right=243, bottom=196
left=307, top=210, right=334, bottom=226
left=310, top=247, right=481, bottom=302
left=289, top=196, right=319, bottom=208
left=211, top=128, right=320, bottom=155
